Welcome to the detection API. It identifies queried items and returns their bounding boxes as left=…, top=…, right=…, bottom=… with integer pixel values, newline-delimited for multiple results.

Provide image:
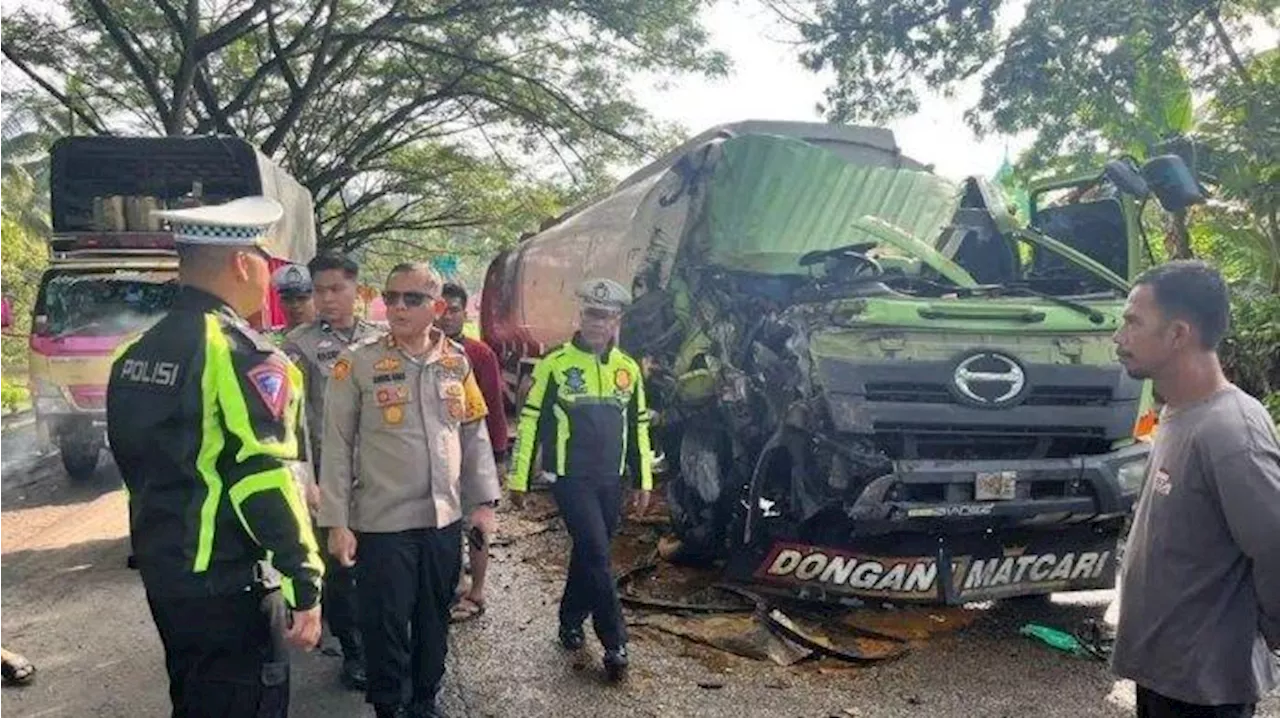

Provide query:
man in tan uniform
left=319, top=262, right=500, bottom=718
left=281, top=253, right=383, bottom=691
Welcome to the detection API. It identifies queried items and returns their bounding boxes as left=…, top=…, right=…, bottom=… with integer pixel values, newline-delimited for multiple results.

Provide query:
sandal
left=449, top=596, right=486, bottom=624
left=1, top=649, right=35, bottom=686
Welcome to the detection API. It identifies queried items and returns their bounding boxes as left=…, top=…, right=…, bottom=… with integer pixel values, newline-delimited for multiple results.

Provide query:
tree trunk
left=1163, top=209, right=1194, bottom=260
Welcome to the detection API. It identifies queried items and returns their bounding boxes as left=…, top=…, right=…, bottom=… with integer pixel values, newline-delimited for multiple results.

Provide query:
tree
left=770, top=0, right=1275, bottom=163
left=2, top=0, right=727, bottom=250
left=1192, top=48, right=1280, bottom=290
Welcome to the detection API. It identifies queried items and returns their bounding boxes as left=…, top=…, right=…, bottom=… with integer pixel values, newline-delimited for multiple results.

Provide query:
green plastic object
left=1020, top=623, right=1085, bottom=655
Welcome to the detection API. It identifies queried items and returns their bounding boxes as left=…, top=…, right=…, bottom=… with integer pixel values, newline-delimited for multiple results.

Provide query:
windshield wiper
left=978, top=284, right=1110, bottom=325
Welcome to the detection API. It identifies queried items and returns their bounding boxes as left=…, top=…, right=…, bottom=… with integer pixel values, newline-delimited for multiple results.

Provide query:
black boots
left=340, top=656, right=367, bottom=691
left=558, top=623, right=585, bottom=650
left=602, top=645, right=629, bottom=682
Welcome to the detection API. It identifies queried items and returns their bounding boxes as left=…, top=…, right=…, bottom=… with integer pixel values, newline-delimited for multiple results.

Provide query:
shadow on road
left=2, top=457, right=123, bottom=512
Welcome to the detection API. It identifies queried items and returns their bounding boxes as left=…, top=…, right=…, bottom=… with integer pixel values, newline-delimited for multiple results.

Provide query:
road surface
left=3, top=449, right=1277, bottom=718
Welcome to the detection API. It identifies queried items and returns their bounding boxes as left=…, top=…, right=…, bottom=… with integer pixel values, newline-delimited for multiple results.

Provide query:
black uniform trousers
left=357, top=523, right=463, bottom=709
left=318, top=526, right=362, bottom=660
left=146, top=585, right=290, bottom=718
left=551, top=474, right=627, bottom=650
left=1136, top=686, right=1256, bottom=718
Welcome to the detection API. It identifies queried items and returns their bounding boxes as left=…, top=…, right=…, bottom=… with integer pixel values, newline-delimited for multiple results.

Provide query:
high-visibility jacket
left=508, top=334, right=653, bottom=492
left=106, top=287, right=324, bottom=609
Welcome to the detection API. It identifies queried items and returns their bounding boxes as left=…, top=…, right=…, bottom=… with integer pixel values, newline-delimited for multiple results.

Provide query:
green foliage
left=1, top=376, right=30, bottom=415
left=1, top=213, right=49, bottom=376
left=778, top=0, right=1274, bottom=161
left=3, top=0, right=727, bottom=253
left=1219, top=285, right=1280, bottom=419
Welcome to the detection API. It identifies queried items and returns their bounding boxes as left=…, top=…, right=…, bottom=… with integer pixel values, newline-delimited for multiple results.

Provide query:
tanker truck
left=8, top=136, right=316, bottom=481
left=482, top=121, right=1202, bottom=605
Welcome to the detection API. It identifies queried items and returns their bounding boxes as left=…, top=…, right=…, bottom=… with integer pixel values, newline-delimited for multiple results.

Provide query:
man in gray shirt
left=1112, top=260, right=1279, bottom=717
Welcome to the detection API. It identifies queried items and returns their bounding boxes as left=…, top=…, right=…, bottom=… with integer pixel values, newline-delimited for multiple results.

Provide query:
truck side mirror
left=1141, top=155, right=1205, bottom=212
left=1104, top=159, right=1150, bottom=199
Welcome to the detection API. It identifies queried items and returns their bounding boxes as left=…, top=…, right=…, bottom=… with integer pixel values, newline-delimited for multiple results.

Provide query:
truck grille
left=865, top=382, right=1112, bottom=407
left=872, top=422, right=1109, bottom=460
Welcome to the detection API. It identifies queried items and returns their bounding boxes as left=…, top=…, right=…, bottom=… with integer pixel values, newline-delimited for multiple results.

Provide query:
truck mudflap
left=724, top=521, right=1123, bottom=605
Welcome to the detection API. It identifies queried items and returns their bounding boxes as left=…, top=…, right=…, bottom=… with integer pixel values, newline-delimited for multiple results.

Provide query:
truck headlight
left=1117, top=459, right=1148, bottom=495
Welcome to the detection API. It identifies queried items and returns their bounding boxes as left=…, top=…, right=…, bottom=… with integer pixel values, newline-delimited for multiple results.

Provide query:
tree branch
left=194, top=0, right=270, bottom=58
left=1206, top=6, right=1252, bottom=87
left=0, top=48, right=108, bottom=134
left=82, top=0, right=173, bottom=129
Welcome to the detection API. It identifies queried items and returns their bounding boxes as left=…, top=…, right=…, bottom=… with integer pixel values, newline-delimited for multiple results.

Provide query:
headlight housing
left=1117, top=459, right=1149, bottom=495
left=33, top=378, right=71, bottom=415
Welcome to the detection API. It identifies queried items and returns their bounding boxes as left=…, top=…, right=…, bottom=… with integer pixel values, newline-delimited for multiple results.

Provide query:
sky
left=629, top=1, right=1035, bottom=183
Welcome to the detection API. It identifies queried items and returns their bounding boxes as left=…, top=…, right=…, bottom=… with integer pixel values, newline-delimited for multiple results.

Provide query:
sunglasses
left=382, top=290, right=434, bottom=308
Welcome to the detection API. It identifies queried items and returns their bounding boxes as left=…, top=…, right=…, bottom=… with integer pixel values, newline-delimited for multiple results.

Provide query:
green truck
left=483, top=121, right=1201, bottom=604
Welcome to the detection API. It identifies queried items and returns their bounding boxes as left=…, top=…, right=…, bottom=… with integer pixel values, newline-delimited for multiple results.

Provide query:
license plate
left=975, top=471, right=1017, bottom=500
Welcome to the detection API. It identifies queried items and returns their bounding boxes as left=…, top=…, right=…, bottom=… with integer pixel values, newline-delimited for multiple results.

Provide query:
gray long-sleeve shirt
left=1112, top=385, right=1280, bottom=705
left=317, top=330, right=501, bottom=533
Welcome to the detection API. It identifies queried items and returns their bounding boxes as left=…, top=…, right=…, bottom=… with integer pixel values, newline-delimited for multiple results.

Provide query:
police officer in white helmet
left=507, top=277, right=654, bottom=682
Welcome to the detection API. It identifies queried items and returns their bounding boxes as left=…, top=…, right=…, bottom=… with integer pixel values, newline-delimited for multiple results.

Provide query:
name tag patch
left=373, top=372, right=406, bottom=385
left=119, top=358, right=182, bottom=390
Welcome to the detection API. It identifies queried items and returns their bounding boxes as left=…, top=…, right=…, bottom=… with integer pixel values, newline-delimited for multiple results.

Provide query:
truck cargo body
left=28, top=136, right=315, bottom=480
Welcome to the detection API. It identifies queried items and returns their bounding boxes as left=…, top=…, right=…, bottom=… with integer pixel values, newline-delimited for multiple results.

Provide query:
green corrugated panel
left=699, top=135, right=960, bottom=274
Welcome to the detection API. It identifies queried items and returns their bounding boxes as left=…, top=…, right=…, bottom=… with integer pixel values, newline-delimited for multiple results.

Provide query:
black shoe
left=374, top=705, right=408, bottom=718
left=603, top=646, right=629, bottom=682
left=558, top=623, right=586, bottom=650
left=340, top=657, right=367, bottom=691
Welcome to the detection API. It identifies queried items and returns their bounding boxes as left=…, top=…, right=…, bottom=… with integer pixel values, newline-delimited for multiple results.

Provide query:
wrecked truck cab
left=486, top=121, right=1178, bottom=605
left=628, top=132, right=1164, bottom=605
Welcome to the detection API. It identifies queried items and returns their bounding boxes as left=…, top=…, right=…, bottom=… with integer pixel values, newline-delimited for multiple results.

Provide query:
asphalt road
left=2, top=448, right=1277, bottom=718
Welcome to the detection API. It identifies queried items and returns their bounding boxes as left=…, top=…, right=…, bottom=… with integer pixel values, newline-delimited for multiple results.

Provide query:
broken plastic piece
left=1019, top=623, right=1084, bottom=655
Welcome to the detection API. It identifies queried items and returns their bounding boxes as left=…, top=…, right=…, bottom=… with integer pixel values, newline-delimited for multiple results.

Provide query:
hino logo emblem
left=953, top=352, right=1025, bottom=406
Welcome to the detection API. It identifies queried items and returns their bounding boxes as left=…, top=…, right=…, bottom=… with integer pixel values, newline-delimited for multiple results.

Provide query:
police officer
left=281, top=252, right=382, bottom=690
left=106, top=197, right=324, bottom=718
left=508, top=277, right=654, bottom=682
left=319, top=262, right=500, bottom=718
left=271, top=263, right=316, bottom=336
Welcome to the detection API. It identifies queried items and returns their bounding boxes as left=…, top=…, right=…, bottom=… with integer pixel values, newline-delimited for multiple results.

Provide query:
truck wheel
left=666, top=428, right=729, bottom=564
left=59, top=440, right=101, bottom=481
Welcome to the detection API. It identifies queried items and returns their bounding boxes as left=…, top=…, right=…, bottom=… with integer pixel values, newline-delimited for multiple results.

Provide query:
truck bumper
left=725, top=521, right=1124, bottom=605
left=727, top=442, right=1148, bottom=605
left=845, top=441, right=1148, bottom=534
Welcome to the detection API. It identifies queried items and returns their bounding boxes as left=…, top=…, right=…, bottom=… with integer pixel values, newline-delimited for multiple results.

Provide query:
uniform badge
left=376, top=386, right=409, bottom=406
left=374, top=357, right=401, bottom=373
left=247, top=357, right=290, bottom=420
left=564, top=367, right=587, bottom=394
left=332, top=358, right=351, bottom=381
left=383, top=404, right=405, bottom=425
left=614, top=368, right=633, bottom=392
left=447, top=398, right=466, bottom=420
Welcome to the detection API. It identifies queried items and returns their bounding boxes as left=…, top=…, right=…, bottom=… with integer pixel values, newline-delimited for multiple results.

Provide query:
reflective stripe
left=194, top=315, right=227, bottom=572
left=227, top=466, right=323, bottom=608
left=552, top=403, right=570, bottom=475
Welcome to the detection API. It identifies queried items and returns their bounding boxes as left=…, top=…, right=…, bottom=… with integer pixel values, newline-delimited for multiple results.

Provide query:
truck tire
left=59, top=438, right=101, bottom=481
left=667, top=428, right=731, bottom=564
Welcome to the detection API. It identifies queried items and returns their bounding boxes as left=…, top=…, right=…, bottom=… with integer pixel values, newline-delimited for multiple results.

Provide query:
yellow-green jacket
left=508, top=335, right=653, bottom=491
